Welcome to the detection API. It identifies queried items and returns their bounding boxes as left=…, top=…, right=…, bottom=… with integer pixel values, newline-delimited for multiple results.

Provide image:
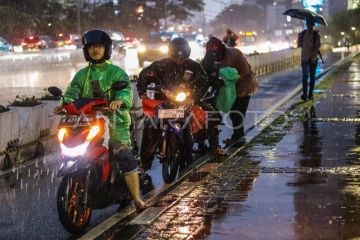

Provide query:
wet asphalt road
left=0, top=51, right=347, bottom=239
left=207, top=58, right=360, bottom=239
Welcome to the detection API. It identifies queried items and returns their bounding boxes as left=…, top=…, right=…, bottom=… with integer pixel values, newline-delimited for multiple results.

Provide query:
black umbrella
left=283, top=8, right=327, bottom=26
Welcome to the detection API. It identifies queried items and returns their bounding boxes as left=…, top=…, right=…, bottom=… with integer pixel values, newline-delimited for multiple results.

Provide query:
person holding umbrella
left=283, top=9, right=326, bottom=101
left=298, top=18, right=321, bottom=101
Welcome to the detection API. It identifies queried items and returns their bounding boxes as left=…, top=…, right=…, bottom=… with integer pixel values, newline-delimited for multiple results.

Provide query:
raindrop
left=51, top=170, right=54, bottom=183
left=28, top=169, right=31, bottom=177
left=20, top=178, right=23, bottom=190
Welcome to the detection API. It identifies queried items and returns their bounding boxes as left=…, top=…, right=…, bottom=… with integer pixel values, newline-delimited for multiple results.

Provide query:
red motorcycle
left=49, top=82, right=135, bottom=234
left=141, top=84, right=208, bottom=183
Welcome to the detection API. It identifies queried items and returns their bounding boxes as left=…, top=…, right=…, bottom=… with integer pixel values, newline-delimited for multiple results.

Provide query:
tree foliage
left=0, top=0, right=204, bottom=43
left=331, top=6, right=360, bottom=44
left=209, top=4, right=264, bottom=38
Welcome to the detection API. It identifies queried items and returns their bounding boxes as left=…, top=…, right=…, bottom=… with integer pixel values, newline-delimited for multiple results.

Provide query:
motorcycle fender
left=57, top=159, right=93, bottom=177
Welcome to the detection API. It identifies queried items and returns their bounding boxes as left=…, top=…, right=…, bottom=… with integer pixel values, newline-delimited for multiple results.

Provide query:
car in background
left=55, top=33, right=81, bottom=49
left=108, top=31, right=126, bottom=54
left=22, top=36, right=53, bottom=50
left=39, top=35, right=56, bottom=48
left=0, top=36, right=13, bottom=53
left=125, top=36, right=141, bottom=48
left=182, top=32, right=206, bottom=47
left=137, top=31, right=179, bottom=67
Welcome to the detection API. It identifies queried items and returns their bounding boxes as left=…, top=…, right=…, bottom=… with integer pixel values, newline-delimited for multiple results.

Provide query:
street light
left=351, top=27, right=356, bottom=31
left=136, top=5, right=144, bottom=14
left=341, top=32, right=345, bottom=36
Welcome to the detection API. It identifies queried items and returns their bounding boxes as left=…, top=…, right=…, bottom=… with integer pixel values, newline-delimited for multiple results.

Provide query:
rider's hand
left=109, top=100, right=123, bottom=112
left=53, top=106, right=63, bottom=114
left=140, top=94, right=148, bottom=99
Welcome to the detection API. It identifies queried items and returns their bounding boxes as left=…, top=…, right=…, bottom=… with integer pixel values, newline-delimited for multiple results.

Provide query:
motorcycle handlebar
left=91, top=106, right=110, bottom=112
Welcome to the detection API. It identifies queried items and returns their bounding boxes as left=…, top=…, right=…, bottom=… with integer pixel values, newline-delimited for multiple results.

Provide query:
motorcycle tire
left=162, top=134, right=181, bottom=184
left=57, top=176, right=92, bottom=235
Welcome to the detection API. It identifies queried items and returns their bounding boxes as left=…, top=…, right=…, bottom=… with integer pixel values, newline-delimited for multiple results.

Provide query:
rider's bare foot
left=134, top=200, right=149, bottom=213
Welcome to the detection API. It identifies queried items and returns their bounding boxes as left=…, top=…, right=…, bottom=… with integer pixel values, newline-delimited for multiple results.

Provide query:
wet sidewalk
left=111, top=55, right=360, bottom=239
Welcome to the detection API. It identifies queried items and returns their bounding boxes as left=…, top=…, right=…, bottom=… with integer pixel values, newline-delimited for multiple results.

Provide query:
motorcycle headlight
left=175, top=92, right=187, bottom=102
left=137, top=45, right=146, bottom=52
left=57, top=128, right=67, bottom=142
left=159, top=46, right=168, bottom=53
left=61, top=142, right=89, bottom=157
left=86, top=125, right=100, bottom=141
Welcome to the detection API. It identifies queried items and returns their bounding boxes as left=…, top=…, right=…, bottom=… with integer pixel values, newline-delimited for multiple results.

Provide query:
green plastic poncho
left=61, top=62, right=132, bottom=145
left=216, top=67, right=239, bottom=113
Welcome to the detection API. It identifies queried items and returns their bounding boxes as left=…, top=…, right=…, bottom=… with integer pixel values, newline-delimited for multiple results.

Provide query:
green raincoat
left=216, top=67, right=239, bottom=113
left=61, top=62, right=132, bottom=145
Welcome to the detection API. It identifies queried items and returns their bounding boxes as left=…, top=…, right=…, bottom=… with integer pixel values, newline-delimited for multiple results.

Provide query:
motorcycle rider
left=53, top=30, right=147, bottom=212
left=137, top=36, right=225, bottom=172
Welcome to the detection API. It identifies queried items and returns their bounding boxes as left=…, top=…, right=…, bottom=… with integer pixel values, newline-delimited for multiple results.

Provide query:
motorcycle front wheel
left=57, top=176, right=92, bottom=235
left=162, top=134, right=181, bottom=184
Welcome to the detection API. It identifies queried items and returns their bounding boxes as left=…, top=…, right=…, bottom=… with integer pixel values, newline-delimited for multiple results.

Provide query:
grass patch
left=9, top=95, right=42, bottom=107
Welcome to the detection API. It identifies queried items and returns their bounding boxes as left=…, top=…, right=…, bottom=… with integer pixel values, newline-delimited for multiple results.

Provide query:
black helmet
left=168, top=37, right=191, bottom=63
left=82, top=30, right=112, bottom=63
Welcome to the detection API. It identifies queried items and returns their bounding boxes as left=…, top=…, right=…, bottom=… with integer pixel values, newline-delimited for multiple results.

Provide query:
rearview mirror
left=111, top=81, right=128, bottom=91
left=48, top=86, right=63, bottom=97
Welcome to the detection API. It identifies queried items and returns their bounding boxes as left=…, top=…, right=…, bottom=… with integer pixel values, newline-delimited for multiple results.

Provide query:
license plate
left=158, top=109, right=184, bottom=119
left=60, top=116, right=94, bottom=126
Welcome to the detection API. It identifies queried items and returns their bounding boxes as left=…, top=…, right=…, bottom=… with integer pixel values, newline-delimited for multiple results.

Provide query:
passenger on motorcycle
left=136, top=36, right=225, bottom=172
left=53, top=29, right=147, bottom=212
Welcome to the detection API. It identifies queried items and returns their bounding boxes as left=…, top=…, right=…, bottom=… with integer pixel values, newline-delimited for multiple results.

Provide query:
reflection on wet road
left=207, top=59, right=360, bottom=239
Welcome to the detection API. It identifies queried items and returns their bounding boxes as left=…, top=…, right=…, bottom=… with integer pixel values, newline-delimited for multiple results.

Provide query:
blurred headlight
left=159, top=46, right=168, bottom=53
left=58, top=128, right=67, bottom=142
left=137, top=45, right=146, bottom=52
left=86, top=125, right=100, bottom=141
left=175, top=92, right=187, bottom=102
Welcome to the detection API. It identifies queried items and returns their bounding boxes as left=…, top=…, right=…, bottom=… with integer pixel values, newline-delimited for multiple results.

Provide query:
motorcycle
left=49, top=81, right=137, bottom=234
left=142, top=84, right=208, bottom=183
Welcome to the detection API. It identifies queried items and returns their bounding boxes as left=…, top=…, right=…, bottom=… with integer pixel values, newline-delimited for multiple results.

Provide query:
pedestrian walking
left=202, top=37, right=259, bottom=146
left=223, top=28, right=239, bottom=47
left=298, top=18, right=321, bottom=101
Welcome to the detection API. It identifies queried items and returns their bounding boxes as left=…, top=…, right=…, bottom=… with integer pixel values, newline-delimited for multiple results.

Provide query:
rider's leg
left=229, top=96, right=250, bottom=140
left=198, top=101, right=225, bottom=156
left=139, top=120, right=159, bottom=171
left=183, top=126, right=194, bottom=164
left=124, top=171, right=146, bottom=210
left=113, top=146, right=147, bottom=211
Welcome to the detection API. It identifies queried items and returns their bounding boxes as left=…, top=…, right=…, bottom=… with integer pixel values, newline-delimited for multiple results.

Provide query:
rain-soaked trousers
left=139, top=119, right=193, bottom=171
left=139, top=101, right=221, bottom=171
